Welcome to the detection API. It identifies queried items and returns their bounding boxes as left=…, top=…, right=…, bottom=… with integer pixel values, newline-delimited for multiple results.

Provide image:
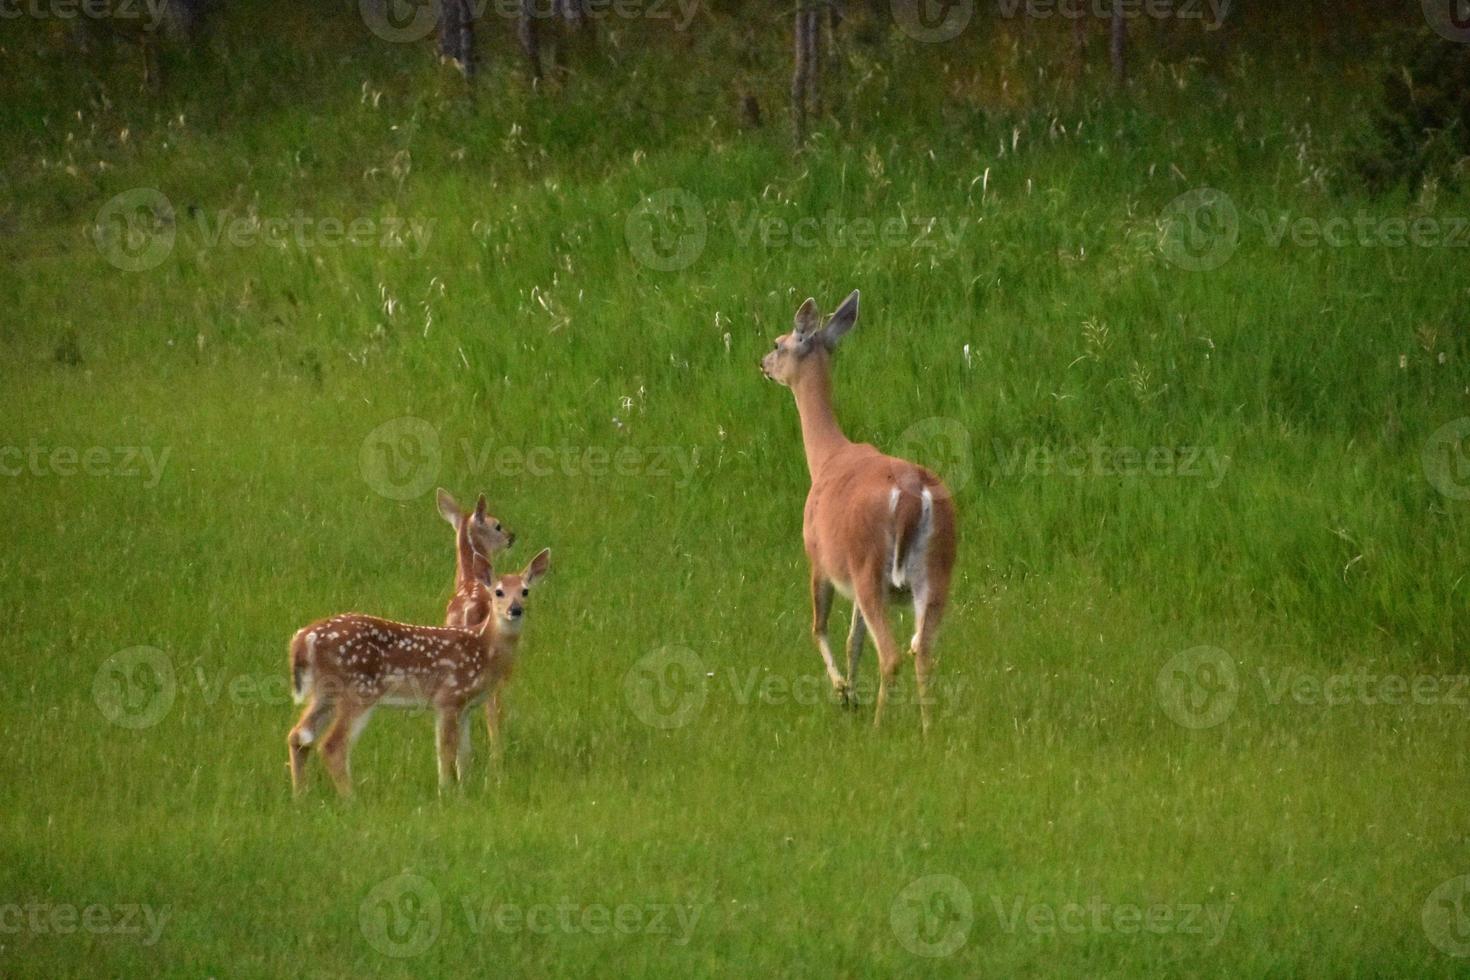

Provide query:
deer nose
left=509, top=605, right=523, bottom=618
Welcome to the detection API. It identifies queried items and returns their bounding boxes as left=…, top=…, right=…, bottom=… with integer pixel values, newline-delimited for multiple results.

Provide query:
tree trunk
left=1110, top=0, right=1127, bottom=88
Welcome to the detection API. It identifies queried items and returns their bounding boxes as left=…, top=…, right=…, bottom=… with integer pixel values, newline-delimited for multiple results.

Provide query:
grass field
left=3, top=1, right=1469, bottom=974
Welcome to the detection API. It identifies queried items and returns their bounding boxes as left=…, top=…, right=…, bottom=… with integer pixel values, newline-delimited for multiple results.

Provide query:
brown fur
left=762, top=291, right=958, bottom=732
left=287, top=549, right=550, bottom=796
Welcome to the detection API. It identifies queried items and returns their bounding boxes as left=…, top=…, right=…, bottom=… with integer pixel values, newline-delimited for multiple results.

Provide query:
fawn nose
left=509, top=604, right=523, bottom=618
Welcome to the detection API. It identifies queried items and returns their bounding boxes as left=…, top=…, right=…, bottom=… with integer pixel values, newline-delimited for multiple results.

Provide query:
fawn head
left=437, top=488, right=515, bottom=563
left=486, top=548, right=551, bottom=636
left=760, top=289, right=860, bottom=387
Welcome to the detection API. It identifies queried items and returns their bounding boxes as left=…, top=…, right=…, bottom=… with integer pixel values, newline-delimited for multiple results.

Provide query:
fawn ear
left=436, top=488, right=461, bottom=526
left=794, top=297, right=821, bottom=337
left=523, top=548, right=551, bottom=587
left=474, top=494, right=487, bottom=519
left=822, top=289, right=859, bottom=349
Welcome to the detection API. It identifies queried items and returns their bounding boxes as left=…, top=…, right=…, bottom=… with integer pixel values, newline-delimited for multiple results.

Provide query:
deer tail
left=290, top=630, right=315, bottom=705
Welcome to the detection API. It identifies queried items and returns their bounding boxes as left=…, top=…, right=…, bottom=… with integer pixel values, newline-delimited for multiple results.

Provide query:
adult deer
left=286, top=549, right=551, bottom=797
left=436, top=488, right=515, bottom=629
left=760, top=290, right=957, bottom=732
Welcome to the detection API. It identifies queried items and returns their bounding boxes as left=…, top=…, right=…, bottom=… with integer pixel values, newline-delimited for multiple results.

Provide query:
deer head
left=760, top=289, right=860, bottom=387
left=437, top=488, right=515, bottom=570
left=485, top=548, right=551, bottom=637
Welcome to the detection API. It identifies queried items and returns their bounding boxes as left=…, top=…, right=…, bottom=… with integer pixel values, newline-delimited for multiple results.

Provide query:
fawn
left=436, top=488, right=514, bottom=628
left=760, top=290, right=958, bottom=733
left=437, top=488, right=521, bottom=748
left=287, top=548, right=551, bottom=797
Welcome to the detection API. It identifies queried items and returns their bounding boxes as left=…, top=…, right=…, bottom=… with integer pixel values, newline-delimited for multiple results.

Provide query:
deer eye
left=494, top=588, right=504, bottom=597
left=521, top=588, right=529, bottom=597
left=773, top=341, right=780, bottom=350
left=494, top=523, right=501, bottom=531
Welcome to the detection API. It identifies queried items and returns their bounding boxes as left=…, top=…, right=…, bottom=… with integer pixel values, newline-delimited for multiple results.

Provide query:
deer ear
left=474, top=494, right=487, bottom=519
left=436, top=488, right=461, bottom=526
left=794, top=297, right=821, bottom=336
left=822, top=289, right=859, bottom=348
left=523, top=548, right=551, bottom=586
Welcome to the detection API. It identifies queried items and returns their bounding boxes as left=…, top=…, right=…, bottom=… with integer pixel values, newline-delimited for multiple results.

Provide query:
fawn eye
left=494, top=588, right=504, bottom=597
left=521, top=588, right=529, bottom=597
left=494, top=523, right=501, bottom=531
left=773, top=341, right=780, bottom=350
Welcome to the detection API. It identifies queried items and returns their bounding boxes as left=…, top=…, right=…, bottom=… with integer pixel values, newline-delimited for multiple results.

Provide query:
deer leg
left=456, top=707, right=474, bottom=781
left=436, top=708, right=462, bottom=790
left=855, top=578, right=902, bottom=729
left=320, top=700, right=371, bottom=798
left=287, top=694, right=335, bottom=796
left=484, top=689, right=504, bottom=762
left=844, top=608, right=867, bottom=710
left=810, top=571, right=847, bottom=698
left=911, top=588, right=949, bottom=735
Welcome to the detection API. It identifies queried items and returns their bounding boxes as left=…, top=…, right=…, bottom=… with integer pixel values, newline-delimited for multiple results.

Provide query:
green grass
left=2, top=1, right=1469, bottom=975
